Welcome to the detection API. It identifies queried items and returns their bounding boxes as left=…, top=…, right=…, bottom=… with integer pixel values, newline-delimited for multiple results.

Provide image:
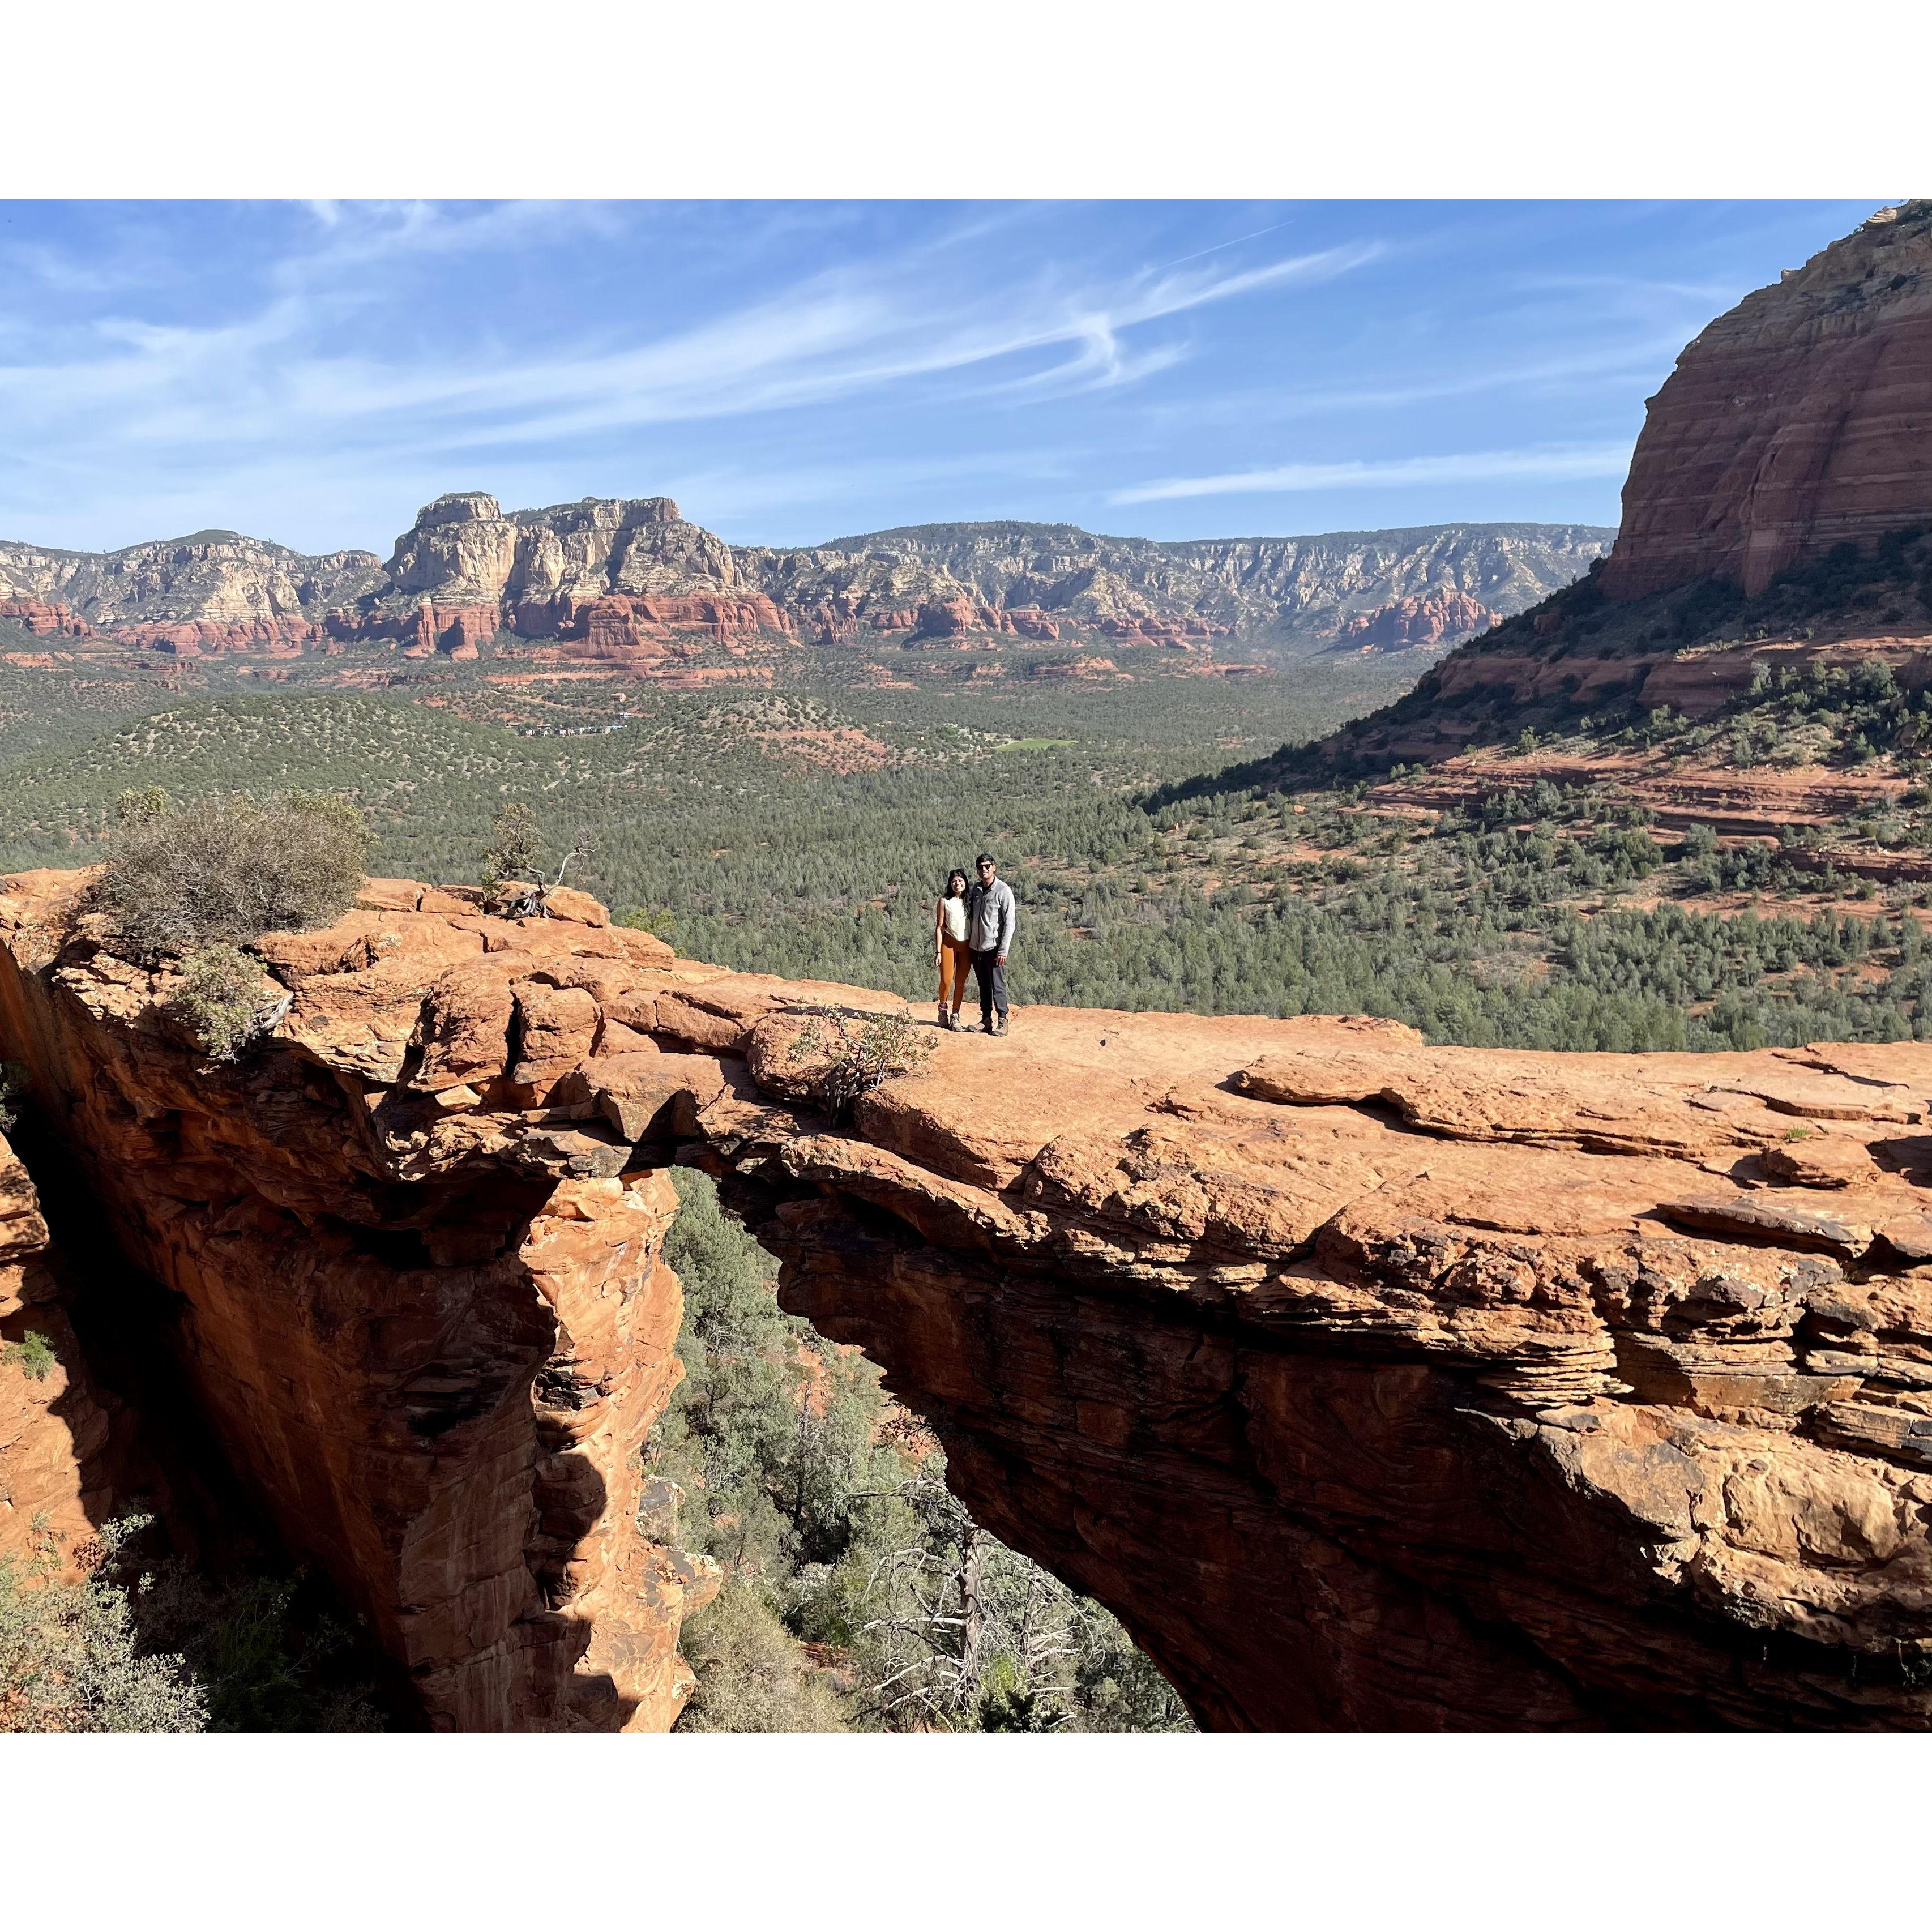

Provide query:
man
left=967, top=852, right=1016, bottom=1037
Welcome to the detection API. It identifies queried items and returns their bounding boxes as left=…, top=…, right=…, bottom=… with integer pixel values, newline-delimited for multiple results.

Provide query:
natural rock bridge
left=5, top=869, right=1932, bottom=1729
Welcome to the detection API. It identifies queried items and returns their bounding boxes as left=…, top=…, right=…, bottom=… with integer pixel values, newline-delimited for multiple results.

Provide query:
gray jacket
left=968, top=877, right=1016, bottom=954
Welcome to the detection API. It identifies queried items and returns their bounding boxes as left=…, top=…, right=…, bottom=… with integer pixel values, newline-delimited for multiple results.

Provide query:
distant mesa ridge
left=0, top=488, right=1612, bottom=666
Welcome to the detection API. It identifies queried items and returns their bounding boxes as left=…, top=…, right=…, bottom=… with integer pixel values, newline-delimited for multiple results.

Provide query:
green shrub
left=0, top=1518, right=207, bottom=1733
left=3, top=1330, right=56, bottom=1382
left=673, top=1580, right=848, bottom=1733
left=480, top=804, right=600, bottom=917
left=165, top=944, right=279, bottom=1060
left=0, top=1061, right=25, bottom=1135
left=648, top=1166, right=1195, bottom=1734
left=619, top=904, right=677, bottom=941
left=0, top=1512, right=383, bottom=1733
left=94, top=789, right=371, bottom=959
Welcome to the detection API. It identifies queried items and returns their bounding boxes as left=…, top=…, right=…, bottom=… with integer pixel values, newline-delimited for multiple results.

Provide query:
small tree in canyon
left=649, top=1168, right=1194, bottom=1734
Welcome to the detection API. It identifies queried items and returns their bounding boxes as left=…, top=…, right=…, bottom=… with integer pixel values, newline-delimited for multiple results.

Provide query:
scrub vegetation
left=649, top=1169, right=1191, bottom=1733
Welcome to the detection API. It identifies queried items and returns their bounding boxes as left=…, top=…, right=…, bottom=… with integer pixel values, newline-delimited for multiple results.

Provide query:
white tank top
left=941, top=896, right=968, bottom=942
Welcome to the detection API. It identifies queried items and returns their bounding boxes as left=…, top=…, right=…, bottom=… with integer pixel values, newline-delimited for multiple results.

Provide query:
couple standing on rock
left=934, top=853, right=1016, bottom=1036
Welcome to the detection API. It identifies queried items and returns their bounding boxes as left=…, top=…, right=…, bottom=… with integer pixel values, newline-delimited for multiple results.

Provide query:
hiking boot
left=981, top=1017, right=995, bottom=1035
left=937, top=1003, right=950, bottom=1029
left=993, top=1013, right=1008, bottom=1037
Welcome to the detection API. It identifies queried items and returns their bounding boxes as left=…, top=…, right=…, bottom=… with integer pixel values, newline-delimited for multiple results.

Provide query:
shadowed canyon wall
left=6, top=873, right=1932, bottom=1728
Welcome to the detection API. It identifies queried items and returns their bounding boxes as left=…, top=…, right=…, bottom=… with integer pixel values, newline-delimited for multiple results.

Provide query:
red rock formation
left=911, top=597, right=985, bottom=640
left=563, top=594, right=790, bottom=657
left=1005, top=606, right=1061, bottom=640
left=318, top=602, right=500, bottom=660
left=0, top=873, right=716, bottom=1730
left=808, top=601, right=1065, bottom=646
left=0, top=599, right=93, bottom=639
left=8, top=871, right=1932, bottom=1727
left=1, top=1129, right=148, bottom=1584
left=1603, top=203, right=1932, bottom=600
left=1337, top=588, right=1499, bottom=650
left=726, top=1014, right=1932, bottom=1729
left=1094, top=614, right=1224, bottom=648
left=1025, top=655, right=1119, bottom=680
left=114, top=617, right=326, bottom=658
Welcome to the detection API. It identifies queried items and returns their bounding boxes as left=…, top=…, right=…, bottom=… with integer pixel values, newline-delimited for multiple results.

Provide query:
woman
left=934, top=867, right=972, bottom=1029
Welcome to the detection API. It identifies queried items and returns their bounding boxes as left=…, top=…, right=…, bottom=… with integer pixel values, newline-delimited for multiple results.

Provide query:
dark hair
left=944, top=869, right=968, bottom=896
left=975, top=853, right=995, bottom=867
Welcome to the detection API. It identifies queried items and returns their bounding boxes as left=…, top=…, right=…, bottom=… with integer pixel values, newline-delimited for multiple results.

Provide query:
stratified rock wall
left=0, top=872, right=715, bottom=1730
left=738, top=521, right=1608, bottom=650
left=1604, top=203, right=1932, bottom=599
left=0, top=531, right=385, bottom=631
left=1, top=505, right=1610, bottom=660
left=7, top=871, right=1932, bottom=1728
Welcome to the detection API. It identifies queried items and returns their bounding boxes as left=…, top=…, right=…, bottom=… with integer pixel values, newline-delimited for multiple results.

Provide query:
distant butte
left=1604, top=202, right=1932, bottom=600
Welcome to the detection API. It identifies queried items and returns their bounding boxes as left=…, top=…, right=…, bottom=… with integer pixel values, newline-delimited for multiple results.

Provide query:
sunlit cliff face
left=7, top=866, right=1932, bottom=1729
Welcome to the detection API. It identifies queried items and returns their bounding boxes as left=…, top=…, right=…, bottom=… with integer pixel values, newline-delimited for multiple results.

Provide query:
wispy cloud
left=1110, top=442, right=1634, bottom=505
left=0, top=199, right=1861, bottom=552
left=0, top=225, right=1378, bottom=465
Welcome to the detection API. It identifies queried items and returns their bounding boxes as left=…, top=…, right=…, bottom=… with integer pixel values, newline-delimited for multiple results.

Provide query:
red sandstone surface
left=1, top=1130, right=149, bottom=1583
left=0, top=599, right=91, bottom=639
left=7, top=871, right=1932, bottom=1728
left=0, top=874, right=718, bottom=1730
left=1603, top=203, right=1932, bottom=600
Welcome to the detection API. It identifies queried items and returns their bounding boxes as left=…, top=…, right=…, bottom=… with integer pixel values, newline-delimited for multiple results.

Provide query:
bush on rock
left=95, top=789, right=372, bottom=959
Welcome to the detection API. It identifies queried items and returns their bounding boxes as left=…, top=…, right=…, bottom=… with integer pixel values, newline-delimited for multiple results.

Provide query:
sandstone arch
left=5, top=870, right=1932, bottom=1729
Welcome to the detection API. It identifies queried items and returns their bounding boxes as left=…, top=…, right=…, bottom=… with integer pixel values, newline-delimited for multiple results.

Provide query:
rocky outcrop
left=728, top=1014, right=1932, bottom=1729
left=1336, top=587, right=1500, bottom=651
left=7, top=871, right=1932, bottom=1728
left=0, top=532, right=385, bottom=636
left=0, top=872, right=717, bottom=1730
left=559, top=593, right=792, bottom=660
left=381, top=494, right=766, bottom=639
left=1603, top=202, right=1932, bottom=600
left=741, top=520, right=1608, bottom=654
left=2, top=503, right=1610, bottom=664
left=0, top=599, right=92, bottom=640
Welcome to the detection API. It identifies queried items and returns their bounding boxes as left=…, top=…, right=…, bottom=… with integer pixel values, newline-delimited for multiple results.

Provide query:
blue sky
left=0, top=199, right=1879, bottom=559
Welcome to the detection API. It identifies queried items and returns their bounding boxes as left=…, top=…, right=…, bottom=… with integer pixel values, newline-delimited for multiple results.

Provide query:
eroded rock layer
left=1, top=501, right=1610, bottom=661
left=0, top=873, right=716, bottom=1730
left=6, top=872, right=1932, bottom=1727
left=1603, top=202, right=1932, bottom=600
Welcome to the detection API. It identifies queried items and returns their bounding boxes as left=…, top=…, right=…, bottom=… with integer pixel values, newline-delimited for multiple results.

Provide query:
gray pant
left=971, top=950, right=1007, bottom=1024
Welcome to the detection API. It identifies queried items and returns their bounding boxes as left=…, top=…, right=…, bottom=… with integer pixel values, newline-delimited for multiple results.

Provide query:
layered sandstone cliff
left=1603, top=202, right=1932, bottom=600
left=0, top=531, right=386, bottom=648
left=738, top=520, right=1606, bottom=651
left=1, top=503, right=1609, bottom=664
left=6, top=871, right=1932, bottom=1728
left=0, top=873, right=717, bottom=1729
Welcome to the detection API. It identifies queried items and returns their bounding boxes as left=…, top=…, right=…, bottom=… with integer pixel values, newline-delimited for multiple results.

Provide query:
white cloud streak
left=0, top=215, right=1382, bottom=505
left=1110, top=443, right=1634, bottom=505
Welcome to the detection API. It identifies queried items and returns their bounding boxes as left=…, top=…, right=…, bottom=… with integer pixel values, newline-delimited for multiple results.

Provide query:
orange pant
left=938, top=936, right=973, bottom=1008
